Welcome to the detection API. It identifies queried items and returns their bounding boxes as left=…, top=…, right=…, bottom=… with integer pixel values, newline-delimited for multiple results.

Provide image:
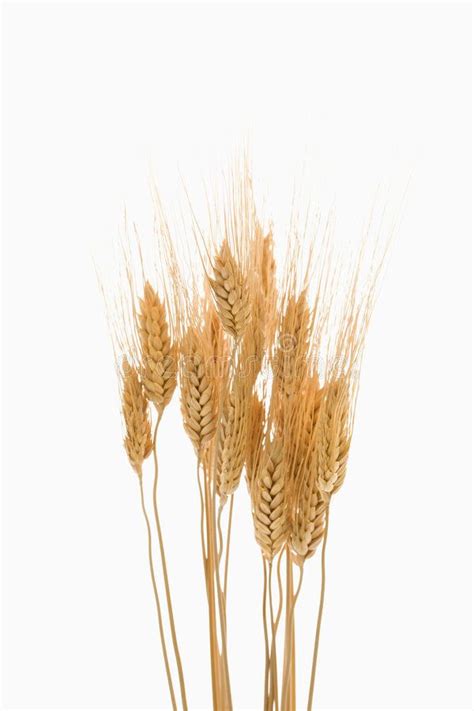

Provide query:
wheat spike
left=210, top=240, right=251, bottom=340
left=138, top=281, right=177, bottom=411
left=284, top=378, right=327, bottom=561
left=273, top=291, right=311, bottom=401
left=245, top=393, right=265, bottom=489
left=180, top=327, right=218, bottom=454
left=251, top=439, right=288, bottom=561
left=216, top=378, right=249, bottom=502
left=316, top=378, right=351, bottom=495
left=121, top=357, right=153, bottom=474
left=241, top=226, right=277, bottom=385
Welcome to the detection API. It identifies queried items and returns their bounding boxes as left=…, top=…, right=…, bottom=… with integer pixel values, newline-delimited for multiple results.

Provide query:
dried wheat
left=210, top=240, right=251, bottom=340
left=251, top=439, right=288, bottom=561
left=180, top=327, right=218, bottom=454
left=138, top=281, right=177, bottom=411
left=217, top=378, right=249, bottom=502
left=121, top=357, right=153, bottom=474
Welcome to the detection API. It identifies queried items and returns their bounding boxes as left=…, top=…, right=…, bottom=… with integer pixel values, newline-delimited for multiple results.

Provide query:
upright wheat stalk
left=137, top=283, right=188, bottom=710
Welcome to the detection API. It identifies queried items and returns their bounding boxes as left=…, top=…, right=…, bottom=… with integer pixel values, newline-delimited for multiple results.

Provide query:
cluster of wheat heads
left=105, top=166, right=387, bottom=711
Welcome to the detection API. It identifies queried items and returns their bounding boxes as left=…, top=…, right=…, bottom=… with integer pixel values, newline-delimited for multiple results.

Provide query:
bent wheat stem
left=262, top=558, right=271, bottom=711
left=307, top=503, right=331, bottom=710
left=138, top=475, right=177, bottom=711
left=223, top=494, right=234, bottom=602
left=281, top=564, right=304, bottom=711
left=268, top=561, right=279, bottom=711
left=151, top=416, right=188, bottom=711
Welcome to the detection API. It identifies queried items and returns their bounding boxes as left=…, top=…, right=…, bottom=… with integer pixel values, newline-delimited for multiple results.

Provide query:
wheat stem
left=281, top=563, right=304, bottom=711
left=262, top=557, right=271, bottom=711
left=268, top=561, right=279, bottom=711
left=223, top=494, right=234, bottom=602
left=201, top=454, right=221, bottom=710
left=138, top=476, right=177, bottom=711
left=307, top=502, right=331, bottom=710
left=151, top=415, right=188, bottom=711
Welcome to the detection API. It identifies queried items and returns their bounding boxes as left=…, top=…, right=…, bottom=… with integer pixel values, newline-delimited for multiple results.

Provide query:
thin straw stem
left=262, top=557, right=271, bottom=711
left=200, top=454, right=220, bottom=710
left=268, top=561, right=280, bottom=711
left=281, top=564, right=304, bottom=711
left=223, top=494, right=234, bottom=601
left=307, top=503, right=331, bottom=710
left=138, top=476, right=177, bottom=711
left=151, top=414, right=188, bottom=710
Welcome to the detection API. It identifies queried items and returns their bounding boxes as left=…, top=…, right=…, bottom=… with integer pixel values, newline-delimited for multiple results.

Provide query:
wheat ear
left=316, top=379, right=351, bottom=496
left=138, top=281, right=177, bottom=410
left=121, top=358, right=153, bottom=473
left=217, top=377, right=249, bottom=503
left=251, top=439, right=288, bottom=562
left=209, top=240, right=251, bottom=340
left=180, top=328, right=218, bottom=453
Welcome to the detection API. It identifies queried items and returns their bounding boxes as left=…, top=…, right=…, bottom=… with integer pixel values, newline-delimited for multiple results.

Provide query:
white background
left=1, top=2, right=472, bottom=710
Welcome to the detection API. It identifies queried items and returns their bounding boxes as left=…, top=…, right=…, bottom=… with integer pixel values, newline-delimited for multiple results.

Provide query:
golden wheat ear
left=179, top=327, right=218, bottom=455
left=209, top=240, right=251, bottom=340
left=251, top=438, right=289, bottom=561
left=316, top=377, right=352, bottom=496
left=121, top=357, right=153, bottom=475
left=138, top=281, right=177, bottom=412
left=216, top=376, right=249, bottom=503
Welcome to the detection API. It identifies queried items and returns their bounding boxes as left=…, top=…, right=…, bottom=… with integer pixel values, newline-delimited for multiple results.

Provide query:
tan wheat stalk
left=136, top=282, right=188, bottom=710
left=120, top=358, right=177, bottom=710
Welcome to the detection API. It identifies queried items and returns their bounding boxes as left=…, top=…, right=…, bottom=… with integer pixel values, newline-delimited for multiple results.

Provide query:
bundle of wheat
left=103, top=158, right=387, bottom=711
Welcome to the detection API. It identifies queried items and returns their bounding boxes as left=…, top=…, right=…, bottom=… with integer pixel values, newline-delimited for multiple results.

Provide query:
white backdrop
left=1, top=2, right=472, bottom=710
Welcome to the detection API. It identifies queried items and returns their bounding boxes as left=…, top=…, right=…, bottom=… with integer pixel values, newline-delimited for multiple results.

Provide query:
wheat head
left=209, top=240, right=251, bottom=340
left=245, top=393, right=265, bottom=489
left=138, top=281, right=177, bottom=411
left=251, top=439, right=288, bottom=561
left=179, top=327, right=218, bottom=454
left=217, top=377, right=249, bottom=502
left=273, top=291, right=311, bottom=401
left=316, top=378, right=351, bottom=495
left=121, top=357, right=153, bottom=475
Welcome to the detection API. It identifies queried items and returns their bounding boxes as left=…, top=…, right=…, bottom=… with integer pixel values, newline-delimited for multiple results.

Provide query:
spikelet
left=216, top=377, right=249, bottom=502
left=138, top=282, right=177, bottom=411
left=251, top=439, right=288, bottom=561
left=210, top=240, right=251, bottom=340
left=316, top=378, right=352, bottom=495
left=121, top=357, right=153, bottom=475
left=179, top=326, right=218, bottom=454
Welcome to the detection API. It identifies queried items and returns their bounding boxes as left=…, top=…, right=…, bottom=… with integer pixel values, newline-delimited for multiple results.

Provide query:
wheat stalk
left=119, top=358, right=177, bottom=709
left=103, top=156, right=390, bottom=711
